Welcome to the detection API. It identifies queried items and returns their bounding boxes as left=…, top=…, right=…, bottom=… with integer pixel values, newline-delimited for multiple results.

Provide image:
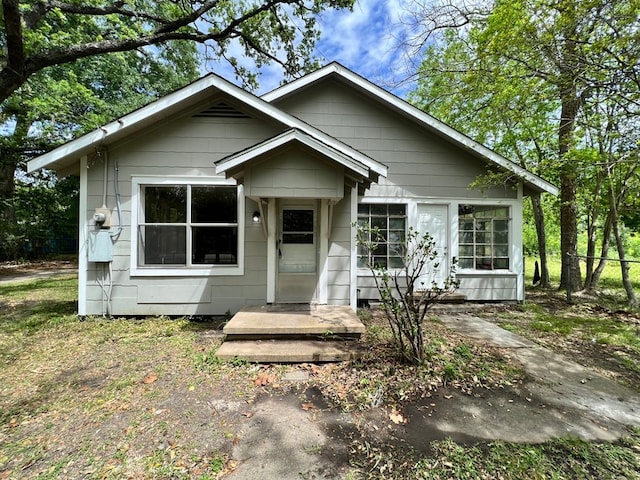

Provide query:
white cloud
left=199, top=0, right=418, bottom=97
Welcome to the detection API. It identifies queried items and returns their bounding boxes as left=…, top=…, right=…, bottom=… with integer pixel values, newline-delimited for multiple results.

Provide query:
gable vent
left=193, top=102, right=250, bottom=118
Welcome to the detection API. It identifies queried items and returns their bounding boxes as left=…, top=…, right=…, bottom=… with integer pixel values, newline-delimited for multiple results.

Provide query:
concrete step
left=215, top=339, right=366, bottom=363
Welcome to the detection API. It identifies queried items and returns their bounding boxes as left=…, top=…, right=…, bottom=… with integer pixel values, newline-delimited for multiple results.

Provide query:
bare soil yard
left=1, top=262, right=639, bottom=479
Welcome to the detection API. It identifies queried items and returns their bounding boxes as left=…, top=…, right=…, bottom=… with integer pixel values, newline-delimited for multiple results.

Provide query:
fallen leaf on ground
left=253, top=373, right=277, bottom=386
left=241, top=412, right=254, bottom=418
left=301, top=403, right=315, bottom=411
left=142, top=373, right=158, bottom=384
left=389, top=410, right=406, bottom=424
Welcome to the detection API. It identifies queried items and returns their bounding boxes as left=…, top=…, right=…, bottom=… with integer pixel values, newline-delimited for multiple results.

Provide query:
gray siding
left=245, top=147, right=344, bottom=199
left=326, top=188, right=352, bottom=304
left=273, top=79, right=517, bottom=200
left=84, top=112, right=279, bottom=316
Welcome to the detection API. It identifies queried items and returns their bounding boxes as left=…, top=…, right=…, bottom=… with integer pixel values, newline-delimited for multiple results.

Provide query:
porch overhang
left=215, top=129, right=382, bottom=196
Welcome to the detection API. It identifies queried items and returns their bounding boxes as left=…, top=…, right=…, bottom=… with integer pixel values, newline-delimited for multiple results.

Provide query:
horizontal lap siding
left=327, top=189, right=352, bottom=305
left=274, top=79, right=521, bottom=302
left=273, top=80, right=517, bottom=200
left=84, top=113, right=278, bottom=316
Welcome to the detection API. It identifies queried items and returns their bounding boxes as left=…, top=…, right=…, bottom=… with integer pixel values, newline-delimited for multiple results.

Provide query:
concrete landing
left=218, top=304, right=366, bottom=363
left=223, top=304, right=365, bottom=338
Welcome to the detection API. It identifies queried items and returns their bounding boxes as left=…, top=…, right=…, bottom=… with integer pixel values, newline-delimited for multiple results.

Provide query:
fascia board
left=261, top=63, right=340, bottom=102
left=27, top=75, right=220, bottom=173
left=216, top=129, right=369, bottom=178
left=264, top=63, right=558, bottom=196
left=28, top=68, right=387, bottom=180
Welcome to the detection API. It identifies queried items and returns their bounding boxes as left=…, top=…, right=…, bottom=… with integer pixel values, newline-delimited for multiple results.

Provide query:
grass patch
left=2, top=269, right=640, bottom=478
left=351, top=429, right=640, bottom=479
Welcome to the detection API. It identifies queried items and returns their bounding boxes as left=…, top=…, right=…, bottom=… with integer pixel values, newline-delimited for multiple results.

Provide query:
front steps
left=215, top=304, right=366, bottom=363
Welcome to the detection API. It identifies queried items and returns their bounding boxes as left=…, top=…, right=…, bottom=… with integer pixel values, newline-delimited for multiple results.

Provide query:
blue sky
left=205, top=0, right=416, bottom=98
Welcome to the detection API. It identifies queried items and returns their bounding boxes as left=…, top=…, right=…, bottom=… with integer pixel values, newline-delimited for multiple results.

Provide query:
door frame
left=417, top=203, right=450, bottom=288
left=266, top=198, right=329, bottom=304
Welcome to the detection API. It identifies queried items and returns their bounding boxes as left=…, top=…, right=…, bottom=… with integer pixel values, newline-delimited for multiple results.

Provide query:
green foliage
left=355, top=222, right=459, bottom=364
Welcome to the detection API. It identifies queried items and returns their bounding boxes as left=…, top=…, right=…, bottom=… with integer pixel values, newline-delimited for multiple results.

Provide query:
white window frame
left=131, top=176, right=244, bottom=277
left=356, top=201, right=408, bottom=273
left=457, top=204, right=511, bottom=272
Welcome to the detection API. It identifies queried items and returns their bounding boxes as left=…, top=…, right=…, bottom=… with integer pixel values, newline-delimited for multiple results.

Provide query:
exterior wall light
left=252, top=211, right=261, bottom=223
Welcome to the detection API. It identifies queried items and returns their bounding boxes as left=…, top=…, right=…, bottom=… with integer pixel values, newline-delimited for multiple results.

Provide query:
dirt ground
left=1, top=259, right=639, bottom=479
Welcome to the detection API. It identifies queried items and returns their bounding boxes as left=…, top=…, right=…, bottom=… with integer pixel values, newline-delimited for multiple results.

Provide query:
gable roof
left=263, top=62, right=558, bottom=196
left=216, top=128, right=371, bottom=179
left=26, top=71, right=386, bottom=185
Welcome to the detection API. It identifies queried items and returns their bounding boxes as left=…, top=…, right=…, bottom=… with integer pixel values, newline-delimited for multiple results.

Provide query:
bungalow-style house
left=28, top=63, right=557, bottom=317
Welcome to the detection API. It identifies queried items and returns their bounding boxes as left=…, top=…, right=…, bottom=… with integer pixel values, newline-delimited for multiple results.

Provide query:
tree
left=0, top=0, right=354, bottom=102
left=356, top=223, right=458, bottom=365
left=1, top=0, right=355, bottom=259
left=404, top=0, right=640, bottom=294
left=408, top=28, right=559, bottom=288
left=0, top=41, right=201, bottom=259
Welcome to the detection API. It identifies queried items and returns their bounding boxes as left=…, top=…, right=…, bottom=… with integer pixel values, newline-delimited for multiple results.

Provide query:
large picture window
left=357, top=204, right=406, bottom=269
left=458, top=205, right=509, bottom=270
left=138, top=183, right=239, bottom=268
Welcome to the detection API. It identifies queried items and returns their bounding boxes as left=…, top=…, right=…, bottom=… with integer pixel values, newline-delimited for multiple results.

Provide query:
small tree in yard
left=356, top=223, right=459, bottom=365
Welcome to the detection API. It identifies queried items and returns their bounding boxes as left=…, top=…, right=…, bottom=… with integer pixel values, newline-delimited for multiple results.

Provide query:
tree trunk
left=590, top=210, right=612, bottom=290
left=530, top=194, right=551, bottom=287
left=607, top=168, right=638, bottom=306
left=557, top=73, right=582, bottom=292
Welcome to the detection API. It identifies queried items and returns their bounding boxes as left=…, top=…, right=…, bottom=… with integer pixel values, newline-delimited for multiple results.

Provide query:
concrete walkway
left=225, top=314, right=640, bottom=479
left=440, top=314, right=640, bottom=440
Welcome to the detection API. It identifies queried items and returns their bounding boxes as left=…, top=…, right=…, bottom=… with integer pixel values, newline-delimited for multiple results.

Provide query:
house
left=28, top=63, right=557, bottom=317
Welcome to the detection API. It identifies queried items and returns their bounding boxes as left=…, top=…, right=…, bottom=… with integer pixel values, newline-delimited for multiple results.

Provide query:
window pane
left=459, top=258, right=473, bottom=269
left=373, top=256, right=387, bottom=268
left=494, top=258, right=509, bottom=269
left=389, top=218, right=405, bottom=229
left=192, top=226, right=237, bottom=265
left=388, top=256, right=404, bottom=268
left=476, top=232, right=491, bottom=244
left=357, top=204, right=370, bottom=215
left=459, top=219, right=474, bottom=230
left=388, top=204, right=406, bottom=216
left=494, top=245, right=509, bottom=257
left=494, top=219, right=509, bottom=231
left=476, top=258, right=492, bottom=270
left=388, top=231, right=404, bottom=243
left=140, top=225, right=186, bottom=265
left=144, top=186, right=186, bottom=223
left=494, top=231, right=508, bottom=244
left=371, top=217, right=387, bottom=230
left=476, top=219, right=491, bottom=231
left=283, top=233, right=314, bottom=244
left=371, top=204, right=387, bottom=216
left=459, top=245, right=473, bottom=256
left=192, top=186, right=237, bottom=223
left=459, top=231, right=474, bottom=243
left=283, top=209, right=313, bottom=233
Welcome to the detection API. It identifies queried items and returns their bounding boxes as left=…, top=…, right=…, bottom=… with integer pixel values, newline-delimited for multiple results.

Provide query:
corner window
left=458, top=205, right=509, bottom=270
left=357, top=204, right=406, bottom=269
left=132, top=177, right=244, bottom=275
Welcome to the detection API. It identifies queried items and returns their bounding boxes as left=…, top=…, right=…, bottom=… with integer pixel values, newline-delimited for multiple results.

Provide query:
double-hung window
left=357, top=204, right=407, bottom=269
left=133, top=177, right=243, bottom=275
left=458, top=205, right=509, bottom=270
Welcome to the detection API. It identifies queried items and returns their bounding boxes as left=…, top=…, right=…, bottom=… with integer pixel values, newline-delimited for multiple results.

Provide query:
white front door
left=417, top=204, right=449, bottom=288
left=276, top=200, right=317, bottom=302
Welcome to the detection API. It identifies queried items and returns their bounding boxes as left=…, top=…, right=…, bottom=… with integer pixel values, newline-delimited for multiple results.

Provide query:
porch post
left=266, top=198, right=277, bottom=303
left=349, top=184, right=358, bottom=311
left=318, top=199, right=329, bottom=304
left=78, top=155, right=88, bottom=316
